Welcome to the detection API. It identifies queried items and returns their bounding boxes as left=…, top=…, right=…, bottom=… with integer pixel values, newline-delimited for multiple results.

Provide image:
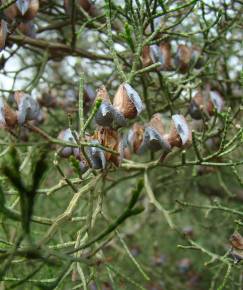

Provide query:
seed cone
left=18, top=21, right=36, bottom=38
left=127, top=123, right=145, bottom=154
left=175, top=44, right=192, bottom=74
left=139, top=114, right=171, bottom=153
left=167, top=115, right=191, bottom=148
left=209, top=90, right=224, bottom=114
left=189, top=90, right=205, bottom=120
left=230, top=231, right=243, bottom=263
left=159, top=42, right=173, bottom=71
left=0, top=98, right=17, bottom=128
left=149, top=113, right=165, bottom=136
left=14, top=91, right=40, bottom=125
left=58, top=128, right=76, bottom=158
left=4, top=103, right=18, bottom=127
left=87, top=140, right=106, bottom=169
left=230, top=232, right=243, bottom=250
left=4, top=2, right=18, bottom=21
left=113, top=83, right=143, bottom=119
left=94, top=127, right=123, bottom=166
left=22, top=0, right=39, bottom=20
left=141, top=46, right=152, bottom=67
left=4, top=0, right=39, bottom=21
left=95, top=86, right=113, bottom=127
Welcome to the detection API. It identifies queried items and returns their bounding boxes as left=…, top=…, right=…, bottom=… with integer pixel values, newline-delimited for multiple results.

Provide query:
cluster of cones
left=1, top=0, right=39, bottom=49
left=0, top=91, right=41, bottom=128
left=0, top=0, right=97, bottom=51
left=188, top=85, right=224, bottom=120
left=58, top=83, right=192, bottom=174
left=142, top=42, right=204, bottom=74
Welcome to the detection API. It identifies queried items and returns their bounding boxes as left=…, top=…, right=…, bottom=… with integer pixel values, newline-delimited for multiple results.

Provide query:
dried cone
left=141, top=46, right=152, bottom=67
left=230, top=232, right=243, bottom=262
left=159, top=42, right=173, bottom=71
left=175, top=44, right=192, bottom=74
left=18, top=21, right=36, bottom=38
left=139, top=114, right=171, bottom=153
left=0, top=20, right=8, bottom=51
left=208, top=90, right=224, bottom=115
left=0, top=99, right=17, bottom=128
left=4, top=0, right=39, bottom=21
left=230, top=232, right=243, bottom=250
left=95, top=85, right=116, bottom=127
left=14, top=91, right=40, bottom=125
left=94, top=127, right=122, bottom=166
left=3, top=2, right=18, bottom=21
left=22, top=0, right=39, bottom=20
left=87, top=140, right=106, bottom=169
left=149, top=113, right=165, bottom=136
left=189, top=90, right=205, bottom=120
left=57, top=128, right=76, bottom=158
left=167, top=115, right=192, bottom=148
left=127, top=123, right=145, bottom=154
left=113, top=83, right=143, bottom=119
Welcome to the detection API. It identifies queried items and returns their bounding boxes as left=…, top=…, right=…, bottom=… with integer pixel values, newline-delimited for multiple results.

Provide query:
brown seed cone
left=94, top=127, right=121, bottom=166
left=3, top=103, right=17, bottom=128
left=95, top=85, right=111, bottom=103
left=3, top=3, right=18, bottom=21
left=4, top=0, right=39, bottom=21
left=159, top=42, right=173, bottom=70
left=129, top=123, right=144, bottom=153
left=141, top=46, right=153, bottom=67
left=113, top=84, right=137, bottom=119
left=176, top=44, right=192, bottom=74
left=230, top=232, right=243, bottom=250
left=17, top=21, right=35, bottom=37
left=23, top=0, right=39, bottom=20
left=207, top=99, right=215, bottom=116
left=167, top=116, right=192, bottom=148
left=149, top=113, right=164, bottom=136
left=193, top=90, right=204, bottom=107
left=166, top=125, right=182, bottom=148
